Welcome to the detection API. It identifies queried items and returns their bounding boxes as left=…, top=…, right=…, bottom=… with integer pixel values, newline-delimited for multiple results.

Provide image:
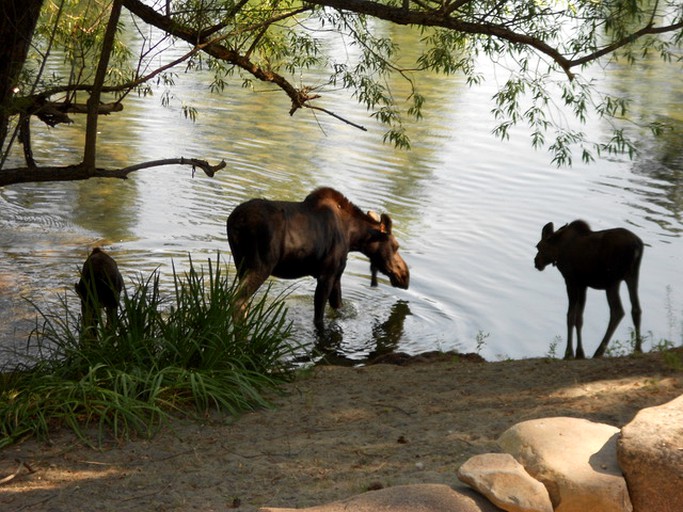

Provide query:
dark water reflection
left=630, top=130, right=683, bottom=235
left=310, top=300, right=413, bottom=366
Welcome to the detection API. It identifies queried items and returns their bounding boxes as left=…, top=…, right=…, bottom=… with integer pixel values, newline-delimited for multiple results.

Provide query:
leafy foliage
left=0, top=255, right=297, bottom=448
left=33, top=0, right=134, bottom=96
left=2, top=0, right=682, bottom=175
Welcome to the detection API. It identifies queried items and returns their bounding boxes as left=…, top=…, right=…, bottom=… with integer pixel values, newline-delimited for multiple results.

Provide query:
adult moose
left=534, top=220, right=643, bottom=359
left=75, top=247, right=124, bottom=341
left=227, top=187, right=410, bottom=328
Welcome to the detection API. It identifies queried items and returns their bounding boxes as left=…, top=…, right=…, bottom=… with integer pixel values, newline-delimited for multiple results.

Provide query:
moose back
left=227, top=187, right=410, bottom=328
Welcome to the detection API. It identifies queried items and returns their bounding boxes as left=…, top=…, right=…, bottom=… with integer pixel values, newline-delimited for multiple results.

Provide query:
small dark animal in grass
left=227, top=187, right=410, bottom=328
left=75, top=248, right=123, bottom=339
left=534, top=220, right=643, bottom=359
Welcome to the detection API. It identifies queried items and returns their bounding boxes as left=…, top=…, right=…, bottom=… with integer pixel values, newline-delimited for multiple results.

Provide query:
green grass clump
left=0, top=255, right=297, bottom=448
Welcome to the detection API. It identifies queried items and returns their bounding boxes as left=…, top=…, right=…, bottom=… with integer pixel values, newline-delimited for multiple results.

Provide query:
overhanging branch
left=116, top=157, right=227, bottom=178
left=0, top=158, right=226, bottom=187
left=304, top=0, right=683, bottom=78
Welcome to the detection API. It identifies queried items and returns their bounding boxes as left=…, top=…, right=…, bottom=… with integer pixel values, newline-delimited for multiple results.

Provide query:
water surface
left=1, top=25, right=682, bottom=363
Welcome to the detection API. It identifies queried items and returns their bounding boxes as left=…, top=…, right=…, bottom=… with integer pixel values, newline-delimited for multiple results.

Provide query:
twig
left=0, top=459, right=36, bottom=485
left=305, top=105, right=368, bottom=132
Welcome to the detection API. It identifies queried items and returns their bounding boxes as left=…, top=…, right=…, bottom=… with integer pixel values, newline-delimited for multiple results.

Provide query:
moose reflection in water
left=227, top=187, right=410, bottom=329
left=75, top=248, right=124, bottom=342
left=534, top=220, right=643, bottom=359
left=308, top=299, right=412, bottom=366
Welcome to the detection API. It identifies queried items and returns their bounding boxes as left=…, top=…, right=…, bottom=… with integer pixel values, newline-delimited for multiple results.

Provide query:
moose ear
left=541, top=222, right=554, bottom=239
left=367, top=210, right=381, bottom=223
left=380, top=213, right=393, bottom=234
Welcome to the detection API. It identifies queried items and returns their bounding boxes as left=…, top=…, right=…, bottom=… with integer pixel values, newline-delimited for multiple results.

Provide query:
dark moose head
left=534, top=221, right=565, bottom=271
left=365, top=211, right=409, bottom=290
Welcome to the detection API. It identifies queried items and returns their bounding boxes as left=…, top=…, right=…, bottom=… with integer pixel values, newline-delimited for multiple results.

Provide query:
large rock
left=259, top=483, right=504, bottom=512
left=457, top=453, right=553, bottom=512
left=618, top=394, right=683, bottom=512
left=498, top=417, right=632, bottom=512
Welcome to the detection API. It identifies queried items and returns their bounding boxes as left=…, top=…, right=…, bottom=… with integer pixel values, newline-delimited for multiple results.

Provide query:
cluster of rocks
left=261, top=394, right=682, bottom=512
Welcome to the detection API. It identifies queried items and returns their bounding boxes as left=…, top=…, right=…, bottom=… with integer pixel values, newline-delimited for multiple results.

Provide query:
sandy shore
left=1, top=350, right=681, bottom=511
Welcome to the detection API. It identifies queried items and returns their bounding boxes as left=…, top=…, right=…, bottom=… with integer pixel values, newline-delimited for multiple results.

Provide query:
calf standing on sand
left=75, top=248, right=123, bottom=340
left=534, top=220, right=643, bottom=359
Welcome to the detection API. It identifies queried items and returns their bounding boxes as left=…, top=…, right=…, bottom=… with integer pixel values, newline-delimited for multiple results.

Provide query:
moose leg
left=625, top=275, right=643, bottom=352
left=565, top=286, right=586, bottom=359
left=329, top=277, right=342, bottom=310
left=234, top=269, right=269, bottom=321
left=574, top=287, right=587, bottom=359
left=593, top=284, right=625, bottom=358
left=80, top=301, right=99, bottom=345
left=105, top=305, right=118, bottom=331
left=370, top=264, right=378, bottom=287
left=314, top=276, right=335, bottom=329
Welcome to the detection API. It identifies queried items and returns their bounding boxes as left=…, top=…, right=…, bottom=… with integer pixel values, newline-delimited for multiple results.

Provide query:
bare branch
left=116, top=157, right=227, bottom=178
left=0, top=158, right=226, bottom=187
left=305, top=105, right=368, bottom=131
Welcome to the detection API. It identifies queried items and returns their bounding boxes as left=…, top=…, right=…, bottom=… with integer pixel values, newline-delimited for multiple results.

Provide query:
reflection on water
left=1, top=24, right=683, bottom=364
left=630, top=130, right=683, bottom=235
left=309, top=299, right=413, bottom=366
left=369, top=300, right=412, bottom=359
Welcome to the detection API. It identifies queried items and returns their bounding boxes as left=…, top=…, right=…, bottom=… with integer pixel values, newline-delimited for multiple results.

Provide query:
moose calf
left=75, top=248, right=123, bottom=340
left=534, top=220, right=643, bottom=359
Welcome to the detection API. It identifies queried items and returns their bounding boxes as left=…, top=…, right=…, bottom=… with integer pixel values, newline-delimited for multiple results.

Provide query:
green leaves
left=19, top=0, right=683, bottom=167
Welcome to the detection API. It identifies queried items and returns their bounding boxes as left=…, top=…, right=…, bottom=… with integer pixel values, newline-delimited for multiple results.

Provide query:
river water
left=1, top=23, right=682, bottom=364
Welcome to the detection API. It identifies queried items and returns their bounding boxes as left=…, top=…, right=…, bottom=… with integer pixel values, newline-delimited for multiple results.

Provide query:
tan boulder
left=457, top=453, right=553, bottom=512
left=498, top=417, right=632, bottom=512
left=618, top=393, right=683, bottom=512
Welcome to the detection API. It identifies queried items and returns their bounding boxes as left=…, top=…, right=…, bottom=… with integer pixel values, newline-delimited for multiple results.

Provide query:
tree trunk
left=0, top=0, right=45, bottom=156
left=83, top=0, right=123, bottom=171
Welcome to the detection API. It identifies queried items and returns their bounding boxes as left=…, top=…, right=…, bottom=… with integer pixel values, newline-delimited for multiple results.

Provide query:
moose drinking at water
left=75, top=247, right=124, bottom=341
left=534, top=220, right=643, bottom=359
left=227, top=187, right=410, bottom=329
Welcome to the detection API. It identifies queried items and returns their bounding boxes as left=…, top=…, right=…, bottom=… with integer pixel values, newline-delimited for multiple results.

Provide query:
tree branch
left=84, top=0, right=123, bottom=169
left=121, top=0, right=312, bottom=112
left=0, top=158, right=226, bottom=187
left=305, top=105, right=368, bottom=131
left=304, top=0, right=683, bottom=78
left=305, top=0, right=578, bottom=76
left=120, top=0, right=369, bottom=128
left=116, top=157, right=227, bottom=178
left=568, top=19, right=683, bottom=68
